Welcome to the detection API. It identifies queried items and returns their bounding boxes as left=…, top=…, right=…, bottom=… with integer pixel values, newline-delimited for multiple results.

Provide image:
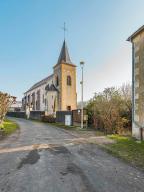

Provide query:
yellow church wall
left=60, top=63, right=77, bottom=111
left=53, top=63, right=77, bottom=111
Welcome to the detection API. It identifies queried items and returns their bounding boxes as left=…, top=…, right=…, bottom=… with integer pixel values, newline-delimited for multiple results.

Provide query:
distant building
left=22, top=40, right=77, bottom=115
left=127, top=25, right=144, bottom=139
left=9, top=101, right=22, bottom=112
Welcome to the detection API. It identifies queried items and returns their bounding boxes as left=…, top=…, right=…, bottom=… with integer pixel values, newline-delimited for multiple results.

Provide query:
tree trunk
left=0, top=117, right=4, bottom=128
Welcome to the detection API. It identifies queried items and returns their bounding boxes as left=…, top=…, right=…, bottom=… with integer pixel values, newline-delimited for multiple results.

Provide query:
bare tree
left=120, top=83, right=132, bottom=111
left=0, top=92, right=16, bottom=127
left=86, top=84, right=132, bottom=134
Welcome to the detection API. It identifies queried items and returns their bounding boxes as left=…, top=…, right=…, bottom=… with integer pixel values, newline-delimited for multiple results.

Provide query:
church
left=22, top=40, right=77, bottom=115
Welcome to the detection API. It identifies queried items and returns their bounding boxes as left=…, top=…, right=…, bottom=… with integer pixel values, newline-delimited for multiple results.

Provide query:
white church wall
left=24, top=76, right=54, bottom=111
left=23, top=39, right=77, bottom=114
left=46, top=91, right=57, bottom=115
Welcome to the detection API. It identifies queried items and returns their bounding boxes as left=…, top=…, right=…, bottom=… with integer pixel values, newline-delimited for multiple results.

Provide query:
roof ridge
left=25, top=74, right=53, bottom=93
left=45, top=83, right=58, bottom=92
left=127, top=25, right=144, bottom=41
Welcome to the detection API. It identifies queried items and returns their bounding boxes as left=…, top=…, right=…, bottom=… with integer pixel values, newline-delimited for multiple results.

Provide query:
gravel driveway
left=0, top=118, right=144, bottom=192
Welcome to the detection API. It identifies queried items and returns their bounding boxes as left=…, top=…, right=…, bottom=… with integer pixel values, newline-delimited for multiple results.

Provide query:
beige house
left=22, top=40, right=77, bottom=115
left=127, top=25, right=144, bottom=139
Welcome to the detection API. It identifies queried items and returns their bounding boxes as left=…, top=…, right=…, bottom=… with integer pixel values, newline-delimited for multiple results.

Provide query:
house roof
left=25, top=74, right=53, bottom=94
left=45, top=84, right=58, bottom=92
left=127, top=25, right=144, bottom=41
left=24, top=40, right=75, bottom=94
left=57, top=40, right=75, bottom=65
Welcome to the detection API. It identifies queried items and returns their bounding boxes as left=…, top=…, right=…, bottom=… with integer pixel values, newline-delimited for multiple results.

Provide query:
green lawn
left=105, top=135, right=144, bottom=170
left=0, top=119, right=19, bottom=136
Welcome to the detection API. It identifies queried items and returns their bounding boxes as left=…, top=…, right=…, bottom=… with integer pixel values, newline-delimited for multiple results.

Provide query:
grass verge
left=103, top=135, right=144, bottom=170
left=0, top=119, right=19, bottom=136
left=48, top=122, right=105, bottom=136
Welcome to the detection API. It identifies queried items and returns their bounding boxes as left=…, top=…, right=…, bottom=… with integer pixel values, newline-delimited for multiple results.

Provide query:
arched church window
left=44, top=99, right=46, bottom=106
left=67, top=106, right=71, bottom=111
left=56, top=75, right=59, bottom=86
left=67, top=75, right=71, bottom=86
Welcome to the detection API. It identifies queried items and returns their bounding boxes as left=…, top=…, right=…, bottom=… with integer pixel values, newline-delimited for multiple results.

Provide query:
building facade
left=127, top=25, right=144, bottom=139
left=22, top=40, right=77, bottom=115
left=9, top=101, right=22, bottom=112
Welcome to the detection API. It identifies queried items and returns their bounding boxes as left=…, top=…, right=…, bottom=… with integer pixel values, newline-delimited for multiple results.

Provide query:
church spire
left=57, top=40, right=73, bottom=65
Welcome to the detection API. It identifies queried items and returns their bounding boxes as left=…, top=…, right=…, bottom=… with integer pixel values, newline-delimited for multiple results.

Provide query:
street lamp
left=80, top=61, right=84, bottom=129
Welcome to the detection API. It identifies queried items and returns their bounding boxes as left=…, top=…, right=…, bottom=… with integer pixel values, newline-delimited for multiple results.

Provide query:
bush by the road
left=0, top=119, right=18, bottom=138
left=86, top=84, right=132, bottom=135
left=42, top=115, right=56, bottom=123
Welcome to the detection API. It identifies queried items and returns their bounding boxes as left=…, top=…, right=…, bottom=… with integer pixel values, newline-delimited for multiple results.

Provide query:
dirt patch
left=64, top=163, right=96, bottom=192
left=49, top=146, right=71, bottom=155
left=17, top=149, right=40, bottom=169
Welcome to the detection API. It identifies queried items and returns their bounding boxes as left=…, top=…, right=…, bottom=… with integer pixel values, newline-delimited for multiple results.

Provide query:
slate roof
left=24, top=40, right=75, bottom=94
left=127, top=25, right=144, bottom=41
left=45, top=84, right=58, bottom=92
left=57, top=40, right=73, bottom=65
left=25, top=74, right=53, bottom=93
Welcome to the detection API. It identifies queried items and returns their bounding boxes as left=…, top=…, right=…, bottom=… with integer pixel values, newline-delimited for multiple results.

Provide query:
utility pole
left=80, top=61, right=84, bottom=129
left=93, top=92, right=97, bottom=128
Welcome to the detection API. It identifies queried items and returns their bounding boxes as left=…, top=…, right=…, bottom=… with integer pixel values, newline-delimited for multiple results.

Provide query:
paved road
left=0, top=118, right=144, bottom=192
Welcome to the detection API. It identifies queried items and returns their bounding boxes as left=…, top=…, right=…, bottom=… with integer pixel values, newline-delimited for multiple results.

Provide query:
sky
left=0, top=0, right=144, bottom=102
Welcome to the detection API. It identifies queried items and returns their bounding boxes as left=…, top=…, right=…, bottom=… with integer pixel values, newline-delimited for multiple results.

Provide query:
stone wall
left=29, top=111, right=45, bottom=121
left=7, top=111, right=26, bottom=118
left=7, top=111, right=45, bottom=121
left=56, top=109, right=88, bottom=126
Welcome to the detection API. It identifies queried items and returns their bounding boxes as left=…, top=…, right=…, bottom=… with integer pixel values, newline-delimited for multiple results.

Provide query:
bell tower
left=53, top=40, right=77, bottom=111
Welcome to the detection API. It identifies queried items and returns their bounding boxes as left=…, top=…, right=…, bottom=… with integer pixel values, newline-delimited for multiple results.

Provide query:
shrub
left=86, top=84, right=132, bottom=134
left=42, top=115, right=56, bottom=123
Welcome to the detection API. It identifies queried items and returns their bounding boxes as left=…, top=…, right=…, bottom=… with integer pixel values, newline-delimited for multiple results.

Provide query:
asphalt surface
left=0, top=118, right=144, bottom=192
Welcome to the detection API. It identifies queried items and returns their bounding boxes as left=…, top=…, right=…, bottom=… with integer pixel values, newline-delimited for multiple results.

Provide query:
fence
left=7, top=111, right=26, bottom=118
left=7, top=109, right=88, bottom=127
left=56, top=111, right=72, bottom=125
left=56, top=109, right=87, bottom=126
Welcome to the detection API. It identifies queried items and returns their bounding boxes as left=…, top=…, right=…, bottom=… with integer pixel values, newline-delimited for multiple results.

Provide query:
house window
left=31, top=92, right=35, bottom=110
left=37, top=90, right=41, bottom=110
left=67, top=106, right=71, bottom=111
left=56, top=75, right=59, bottom=86
left=43, top=94, right=44, bottom=103
left=67, top=76, right=71, bottom=86
left=45, top=99, right=47, bottom=106
left=28, top=95, right=30, bottom=104
left=36, top=101, right=37, bottom=109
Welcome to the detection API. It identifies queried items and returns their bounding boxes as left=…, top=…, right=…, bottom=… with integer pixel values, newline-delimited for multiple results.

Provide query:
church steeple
left=53, top=39, right=77, bottom=112
left=57, top=40, right=73, bottom=65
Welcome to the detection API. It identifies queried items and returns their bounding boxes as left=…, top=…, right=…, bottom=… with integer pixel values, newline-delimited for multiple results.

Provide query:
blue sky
left=0, top=0, right=144, bottom=101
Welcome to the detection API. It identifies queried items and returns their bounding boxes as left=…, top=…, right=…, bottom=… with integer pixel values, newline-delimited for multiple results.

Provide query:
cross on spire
left=62, top=22, right=67, bottom=40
